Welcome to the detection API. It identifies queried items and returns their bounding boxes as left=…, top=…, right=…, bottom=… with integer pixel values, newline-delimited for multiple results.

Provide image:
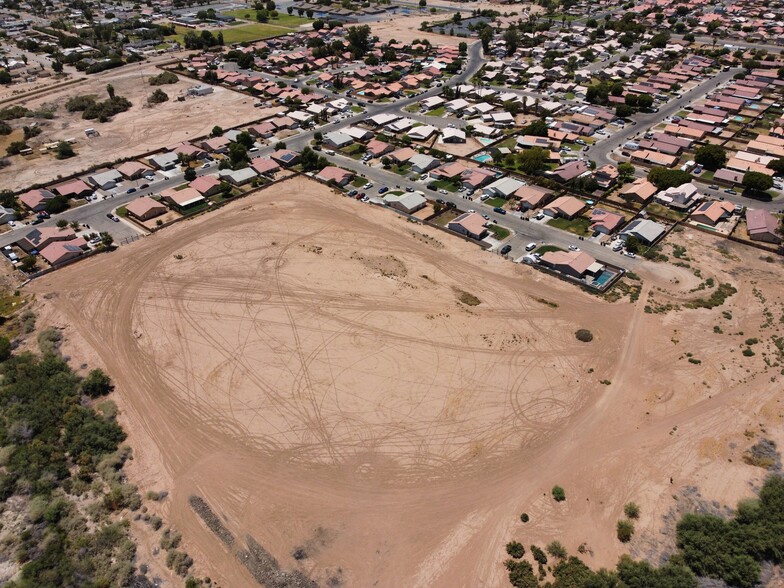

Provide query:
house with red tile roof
left=590, top=208, right=625, bottom=234
left=189, top=174, right=222, bottom=197
left=448, top=212, right=488, bottom=240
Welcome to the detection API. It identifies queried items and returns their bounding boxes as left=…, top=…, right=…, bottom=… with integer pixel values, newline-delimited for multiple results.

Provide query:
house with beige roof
left=543, top=196, right=586, bottom=219
left=19, top=189, right=56, bottom=212
left=161, top=187, right=206, bottom=212
left=39, top=238, right=88, bottom=266
left=620, top=178, right=657, bottom=204
left=515, top=185, right=554, bottom=210
left=540, top=250, right=603, bottom=279
left=690, top=200, right=734, bottom=226
left=125, top=196, right=167, bottom=221
left=316, top=166, right=353, bottom=186
left=448, top=212, right=488, bottom=240
left=745, top=209, right=781, bottom=244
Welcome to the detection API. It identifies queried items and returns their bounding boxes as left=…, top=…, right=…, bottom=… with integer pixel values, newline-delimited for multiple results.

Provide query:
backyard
left=487, top=224, right=511, bottom=240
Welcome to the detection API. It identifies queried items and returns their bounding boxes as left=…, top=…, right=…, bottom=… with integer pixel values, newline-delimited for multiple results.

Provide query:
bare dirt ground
left=0, top=61, right=268, bottom=191
left=28, top=178, right=784, bottom=587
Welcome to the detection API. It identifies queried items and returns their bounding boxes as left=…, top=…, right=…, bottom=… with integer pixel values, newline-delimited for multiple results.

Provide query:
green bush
left=546, top=540, right=567, bottom=560
left=617, top=519, right=635, bottom=542
left=148, top=71, right=179, bottom=85
left=552, top=486, right=566, bottom=502
left=575, top=329, right=593, bottom=343
left=530, top=545, right=548, bottom=565
left=624, top=502, right=640, bottom=519
left=520, top=513, right=529, bottom=523
left=506, top=540, right=525, bottom=559
left=81, top=368, right=114, bottom=398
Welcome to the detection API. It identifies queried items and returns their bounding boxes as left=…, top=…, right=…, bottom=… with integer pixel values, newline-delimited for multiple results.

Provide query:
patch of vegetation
left=742, top=439, right=780, bottom=471
left=685, top=283, right=737, bottom=310
left=506, top=541, right=525, bottom=559
left=742, top=348, right=755, bottom=357
left=455, top=289, right=481, bottom=306
left=0, top=344, right=143, bottom=586
left=520, top=513, right=529, bottom=523
left=552, top=486, right=566, bottom=502
left=148, top=71, right=179, bottom=85
left=624, top=502, right=640, bottom=519
left=617, top=519, right=635, bottom=542
left=533, top=297, right=558, bottom=308
left=487, top=224, right=511, bottom=240
left=575, top=329, right=593, bottom=343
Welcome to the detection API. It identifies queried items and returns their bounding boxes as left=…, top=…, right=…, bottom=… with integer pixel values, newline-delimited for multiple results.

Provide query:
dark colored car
left=436, top=198, right=445, bottom=204
left=31, top=218, right=44, bottom=225
left=378, top=186, right=389, bottom=194
left=106, top=213, right=114, bottom=219
left=139, top=183, right=149, bottom=189
left=348, top=190, right=358, bottom=196
left=493, top=207, right=507, bottom=215
left=500, top=245, right=512, bottom=254
left=126, top=187, right=136, bottom=194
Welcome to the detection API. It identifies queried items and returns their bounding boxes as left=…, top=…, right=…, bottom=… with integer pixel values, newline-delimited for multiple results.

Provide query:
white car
left=624, top=251, right=636, bottom=258
left=201, top=162, right=211, bottom=169
left=363, top=182, right=373, bottom=189
left=568, top=245, right=580, bottom=251
left=525, top=242, right=537, bottom=252
left=468, top=209, right=476, bottom=213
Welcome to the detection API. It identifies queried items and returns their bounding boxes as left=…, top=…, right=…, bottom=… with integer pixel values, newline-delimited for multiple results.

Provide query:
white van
left=525, top=242, right=537, bottom=252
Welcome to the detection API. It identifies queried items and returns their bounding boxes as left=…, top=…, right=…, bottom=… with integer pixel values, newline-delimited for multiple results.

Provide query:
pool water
left=473, top=153, right=492, bottom=162
left=477, top=137, right=495, bottom=145
left=733, top=116, right=745, bottom=122
left=592, top=270, right=614, bottom=287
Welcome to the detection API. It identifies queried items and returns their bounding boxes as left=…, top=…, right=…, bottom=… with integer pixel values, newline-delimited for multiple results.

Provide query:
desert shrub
left=546, top=540, right=567, bottom=560
left=161, top=528, right=182, bottom=550
left=520, top=513, right=529, bottom=523
left=81, top=368, right=114, bottom=398
left=506, top=541, right=525, bottom=559
left=166, top=549, right=194, bottom=576
left=148, top=71, right=179, bottom=85
left=505, top=559, right=537, bottom=588
left=617, top=519, right=635, bottom=542
left=531, top=545, right=548, bottom=565
left=0, top=335, right=11, bottom=362
left=575, top=329, right=593, bottom=343
left=552, top=485, right=566, bottom=502
left=742, top=348, right=755, bottom=357
left=148, top=89, right=169, bottom=105
left=150, top=515, right=163, bottom=530
left=37, top=327, right=62, bottom=355
left=624, top=502, right=640, bottom=519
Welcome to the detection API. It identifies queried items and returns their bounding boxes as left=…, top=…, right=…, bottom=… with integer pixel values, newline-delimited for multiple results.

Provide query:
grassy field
left=547, top=215, right=593, bottom=236
left=430, top=179, right=459, bottom=192
left=166, top=20, right=305, bottom=44
left=427, top=106, right=446, bottom=117
left=535, top=245, right=563, bottom=254
left=222, top=10, right=312, bottom=28
left=646, top=202, right=687, bottom=221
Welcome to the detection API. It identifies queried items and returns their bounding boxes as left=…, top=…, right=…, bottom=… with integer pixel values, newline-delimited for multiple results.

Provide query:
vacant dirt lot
left=29, top=178, right=784, bottom=587
left=0, top=62, right=268, bottom=191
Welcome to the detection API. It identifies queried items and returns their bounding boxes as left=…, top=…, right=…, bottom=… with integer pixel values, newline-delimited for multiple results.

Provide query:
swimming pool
left=733, top=115, right=745, bottom=122
left=477, top=137, right=495, bottom=145
left=592, top=270, right=615, bottom=287
left=473, top=153, right=492, bottom=163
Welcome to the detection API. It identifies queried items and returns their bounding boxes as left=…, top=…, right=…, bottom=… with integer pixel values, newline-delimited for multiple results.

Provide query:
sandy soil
left=28, top=178, right=784, bottom=587
left=0, top=62, right=267, bottom=191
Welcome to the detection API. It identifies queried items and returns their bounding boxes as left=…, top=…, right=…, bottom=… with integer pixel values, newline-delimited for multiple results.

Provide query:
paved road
left=587, top=67, right=742, bottom=165
left=325, top=152, right=642, bottom=269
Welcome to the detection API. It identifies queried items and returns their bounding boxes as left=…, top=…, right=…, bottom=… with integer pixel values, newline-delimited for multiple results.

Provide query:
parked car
left=111, top=215, right=120, bottom=223
left=624, top=251, right=636, bottom=258
left=525, top=242, right=537, bottom=251
left=126, top=187, right=136, bottom=194
left=201, top=162, right=211, bottom=169
left=482, top=213, right=490, bottom=220
left=493, top=207, right=506, bottom=215
left=724, top=188, right=738, bottom=195
left=405, top=186, right=413, bottom=192
left=36, top=211, right=50, bottom=219
left=709, top=184, right=719, bottom=190
left=500, top=245, right=512, bottom=255
left=436, top=198, right=445, bottom=204
left=348, top=190, right=358, bottom=196
left=31, top=218, right=44, bottom=225
left=140, top=183, right=149, bottom=189
left=106, top=213, right=114, bottom=219
left=568, top=245, right=580, bottom=251
left=378, top=186, right=389, bottom=194
left=363, top=182, right=373, bottom=189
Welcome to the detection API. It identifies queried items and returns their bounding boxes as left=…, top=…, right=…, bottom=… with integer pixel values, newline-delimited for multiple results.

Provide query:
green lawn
left=427, top=106, right=446, bottom=116
left=116, top=206, right=128, bottom=217
left=546, top=216, right=593, bottom=236
left=431, top=179, right=459, bottom=192
left=351, top=177, right=367, bottom=188
left=487, top=225, right=510, bottom=240
left=222, top=10, right=312, bottom=28
left=485, top=197, right=506, bottom=208
left=166, top=22, right=296, bottom=44
left=392, top=164, right=411, bottom=176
